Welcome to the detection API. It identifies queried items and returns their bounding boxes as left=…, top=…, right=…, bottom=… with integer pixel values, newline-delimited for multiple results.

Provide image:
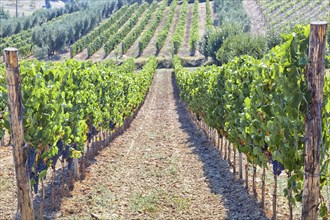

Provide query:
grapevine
left=174, top=25, right=330, bottom=216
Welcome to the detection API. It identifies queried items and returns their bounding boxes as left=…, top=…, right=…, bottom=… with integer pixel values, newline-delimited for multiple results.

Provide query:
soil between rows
left=50, top=69, right=267, bottom=219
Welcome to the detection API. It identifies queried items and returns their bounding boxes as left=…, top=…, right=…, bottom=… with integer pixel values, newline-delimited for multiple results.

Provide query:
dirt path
left=158, top=5, right=181, bottom=59
left=199, top=2, right=207, bottom=40
left=193, top=2, right=207, bottom=57
left=89, top=46, right=107, bottom=62
left=73, top=48, right=89, bottom=61
left=53, top=69, right=267, bottom=219
left=242, top=0, right=266, bottom=35
left=0, top=147, right=17, bottom=220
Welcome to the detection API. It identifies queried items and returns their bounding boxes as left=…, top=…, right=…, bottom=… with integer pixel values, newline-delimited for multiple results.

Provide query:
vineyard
left=0, top=0, right=330, bottom=219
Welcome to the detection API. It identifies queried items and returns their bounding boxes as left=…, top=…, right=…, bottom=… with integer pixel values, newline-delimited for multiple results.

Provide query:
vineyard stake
left=245, top=163, right=249, bottom=189
left=302, top=21, right=327, bottom=220
left=261, top=166, right=266, bottom=208
left=221, top=135, right=224, bottom=158
left=228, top=142, right=231, bottom=166
left=253, top=165, right=257, bottom=198
left=224, top=138, right=227, bottom=160
left=239, top=152, right=243, bottom=179
left=273, top=175, right=277, bottom=220
left=4, top=48, right=35, bottom=219
left=73, top=158, right=79, bottom=180
left=288, top=172, right=293, bottom=220
left=233, top=146, right=236, bottom=174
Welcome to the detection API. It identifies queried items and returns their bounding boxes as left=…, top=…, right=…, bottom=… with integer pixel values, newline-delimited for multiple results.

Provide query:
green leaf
left=244, top=97, right=251, bottom=108
left=39, top=170, right=47, bottom=179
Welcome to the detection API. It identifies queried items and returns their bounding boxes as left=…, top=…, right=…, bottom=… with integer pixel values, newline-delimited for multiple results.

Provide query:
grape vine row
left=174, top=25, right=330, bottom=216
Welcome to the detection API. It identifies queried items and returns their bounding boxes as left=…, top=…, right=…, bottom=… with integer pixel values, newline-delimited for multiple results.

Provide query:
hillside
left=1, top=0, right=65, bottom=17
left=0, top=0, right=330, bottom=219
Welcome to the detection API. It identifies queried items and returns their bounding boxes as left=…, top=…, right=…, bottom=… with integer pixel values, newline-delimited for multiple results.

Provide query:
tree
left=45, top=0, right=51, bottom=9
left=0, top=7, right=9, bottom=20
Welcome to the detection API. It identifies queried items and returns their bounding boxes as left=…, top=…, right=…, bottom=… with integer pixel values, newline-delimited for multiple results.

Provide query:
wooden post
left=228, top=142, right=231, bottom=166
left=239, top=152, right=243, bottom=179
left=253, top=165, right=257, bottom=198
left=245, top=163, right=249, bottom=189
left=302, top=21, right=327, bottom=220
left=4, top=48, right=35, bottom=219
left=224, top=139, right=227, bottom=160
left=221, top=135, right=224, bottom=157
left=69, top=46, right=73, bottom=58
left=233, top=146, right=236, bottom=174
left=288, top=172, right=293, bottom=220
left=73, top=158, right=79, bottom=180
left=273, top=175, right=277, bottom=220
left=261, top=166, right=266, bottom=208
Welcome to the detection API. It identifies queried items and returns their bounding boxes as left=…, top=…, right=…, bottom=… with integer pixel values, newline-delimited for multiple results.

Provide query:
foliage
left=0, top=1, right=89, bottom=37
left=33, top=46, right=49, bottom=60
left=71, top=4, right=129, bottom=57
left=256, top=0, right=329, bottom=33
left=0, top=30, right=33, bottom=57
left=86, top=3, right=137, bottom=57
left=205, top=0, right=213, bottom=29
left=265, top=28, right=283, bottom=49
left=0, top=56, right=157, bottom=192
left=174, top=25, right=330, bottom=217
left=155, top=0, right=177, bottom=54
left=213, top=0, right=251, bottom=31
left=189, top=0, right=199, bottom=56
left=138, top=0, right=167, bottom=56
left=0, top=7, right=9, bottom=20
left=121, top=2, right=157, bottom=54
left=0, top=0, right=119, bottom=58
left=199, top=23, right=243, bottom=61
left=104, top=3, right=148, bottom=57
left=216, top=33, right=268, bottom=64
left=171, top=0, right=188, bottom=54
left=31, top=2, right=117, bottom=56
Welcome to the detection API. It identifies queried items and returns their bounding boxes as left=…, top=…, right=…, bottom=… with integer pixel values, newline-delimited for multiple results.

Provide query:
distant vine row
left=171, top=0, right=188, bottom=54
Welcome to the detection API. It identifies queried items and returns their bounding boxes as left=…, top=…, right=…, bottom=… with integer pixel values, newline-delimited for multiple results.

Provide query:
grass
left=130, top=192, right=159, bottom=213
left=90, top=184, right=114, bottom=208
left=170, top=196, right=191, bottom=211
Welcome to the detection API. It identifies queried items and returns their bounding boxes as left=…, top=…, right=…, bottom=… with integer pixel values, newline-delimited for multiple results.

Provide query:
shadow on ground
left=170, top=71, right=269, bottom=220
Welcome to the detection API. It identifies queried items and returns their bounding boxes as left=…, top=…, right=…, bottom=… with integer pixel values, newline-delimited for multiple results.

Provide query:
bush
left=33, top=46, right=49, bottom=60
left=199, top=23, right=243, bottom=62
left=216, top=33, right=267, bottom=64
left=265, top=29, right=283, bottom=49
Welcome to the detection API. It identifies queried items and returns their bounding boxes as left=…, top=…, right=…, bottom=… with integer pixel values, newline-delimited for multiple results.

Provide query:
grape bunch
left=36, top=158, right=47, bottom=176
left=109, top=121, right=116, bottom=130
left=51, top=139, right=64, bottom=168
left=62, top=144, right=73, bottom=169
left=196, top=113, right=201, bottom=121
left=272, top=160, right=284, bottom=176
left=91, top=126, right=98, bottom=135
left=26, top=146, right=36, bottom=174
left=30, top=157, right=48, bottom=193
left=217, top=129, right=222, bottom=138
left=87, top=131, right=93, bottom=142
left=30, top=172, right=39, bottom=193
left=261, top=143, right=268, bottom=152
left=87, top=125, right=98, bottom=142
left=26, top=146, right=39, bottom=193
left=63, top=143, right=79, bottom=170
